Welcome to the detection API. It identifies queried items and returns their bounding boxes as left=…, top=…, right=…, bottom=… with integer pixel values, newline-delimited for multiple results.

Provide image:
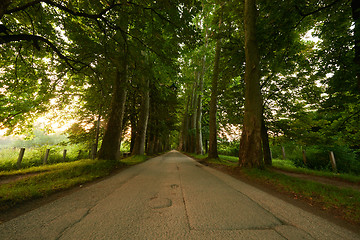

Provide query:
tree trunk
left=94, top=108, right=101, bottom=158
left=352, top=0, right=360, bottom=90
left=238, top=0, right=264, bottom=168
left=195, top=83, right=203, bottom=155
left=98, top=68, right=128, bottom=160
left=130, top=118, right=136, bottom=153
left=208, top=7, right=223, bottom=159
left=178, top=93, right=191, bottom=151
left=261, top=117, right=272, bottom=166
left=129, top=93, right=137, bottom=153
left=195, top=34, right=207, bottom=155
left=98, top=2, right=128, bottom=160
left=147, top=134, right=155, bottom=155
left=132, top=78, right=150, bottom=155
left=189, top=82, right=198, bottom=153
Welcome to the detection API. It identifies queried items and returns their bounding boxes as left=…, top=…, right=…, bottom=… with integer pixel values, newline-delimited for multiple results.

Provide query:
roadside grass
left=185, top=153, right=208, bottom=160
left=0, top=155, right=149, bottom=211
left=188, top=153, right=360, bottom=224
left=242, top=168, right=360, bottom=224
left=0, top=145, right=89, bottom=171
left=121, top=155, right=148, bottom=165
left=272, top=158, right=360, bottom=183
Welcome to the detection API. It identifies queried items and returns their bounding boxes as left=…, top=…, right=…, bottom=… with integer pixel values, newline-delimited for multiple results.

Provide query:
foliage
left=0, top=0, right=359, bottom=171
left=271, top=142, right=360, bottom=175
left=217, top=140, right=239, bottom=157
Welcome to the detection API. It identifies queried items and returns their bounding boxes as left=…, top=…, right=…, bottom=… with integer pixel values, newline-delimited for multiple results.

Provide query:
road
left=0, top=150, right=358, bottom=239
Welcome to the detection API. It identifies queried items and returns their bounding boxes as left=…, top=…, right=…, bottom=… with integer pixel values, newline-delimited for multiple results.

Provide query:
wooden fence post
left=281, top=146, right=286, bottom=160
left=78, top=150, right=82, bottom=160
left=63, top=150, right=67, bottom=162
left=17, top=148, right=25, bottom=168
left=329, top=151, right=337, bottom=172
left=43, top=149, right=50, bottom=165
left=302, top=150, right=307, bottom=166
left=91, top=144, right=97, bottom=160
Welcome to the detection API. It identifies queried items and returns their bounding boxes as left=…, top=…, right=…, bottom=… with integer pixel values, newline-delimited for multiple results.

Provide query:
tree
left=131, top=74, right=150, bottom=156
left=238, top=0, right=263, bottom=168
left=208, top=2, right=223, bottom=159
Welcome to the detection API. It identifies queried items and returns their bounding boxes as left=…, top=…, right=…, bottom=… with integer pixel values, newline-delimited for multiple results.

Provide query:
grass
left=0, top=145, right=89, bottom=171
left=187, top=153, right=360, bottom=224
left=121, top=155, right=149, bottom=165
left=189, top=154, right=360, bottom=183
left=0, top=155, right=149, bottom=212
left=272, top=158, right=360, bottom=183
left=242, top=168, right=360, bottom=224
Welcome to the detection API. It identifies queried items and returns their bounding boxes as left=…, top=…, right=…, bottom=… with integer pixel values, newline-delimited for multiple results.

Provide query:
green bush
left=271, top=143, right=303, bottom=160
left=218, top=140, right=239, bottom=157
left=292, top=146, right=331, bottom=171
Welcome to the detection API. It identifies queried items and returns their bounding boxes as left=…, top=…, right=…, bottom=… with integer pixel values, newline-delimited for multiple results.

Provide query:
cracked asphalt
left=0, top=150, right=359, bottom=239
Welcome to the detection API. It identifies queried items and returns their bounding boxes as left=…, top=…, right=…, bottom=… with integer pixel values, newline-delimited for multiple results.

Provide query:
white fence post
left=329, top=151, right=337, bottom=172
left=281, top=146, right=286, bottom=160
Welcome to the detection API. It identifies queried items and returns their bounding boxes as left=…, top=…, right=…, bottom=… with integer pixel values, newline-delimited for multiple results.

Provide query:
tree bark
left=131, top=78, right=150, bottom=155
left=195, top=77, right=204, bottom=155
left=178, top=92, right=191, bottom=151
left=208, top=7, right=223, bottom=159
left=98, top=68, right=128, bottom=160
left=238, top=0, right=264, bottom=168
left=189, top=82, right=198, bottom=153
left=261, top=117, right=272, bottom=166
left=94, top=108, right=101, bottom=158
left=195, top=31, right=207, bottom=155
left=352, top=0, right=360, bottom=90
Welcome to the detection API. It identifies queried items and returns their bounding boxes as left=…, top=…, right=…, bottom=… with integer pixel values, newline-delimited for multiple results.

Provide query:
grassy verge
left=242, top=168, right=360, bottom=224
left=272, top=158, right=360, bottom=183
left=188, top=153, right=360, bottom=224
left=187, top=154, right=360, bottom=183
left=0, top=155, right=149, bottom=211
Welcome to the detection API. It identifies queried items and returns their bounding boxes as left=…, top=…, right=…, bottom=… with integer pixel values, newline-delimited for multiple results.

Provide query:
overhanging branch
left=294, top=0, right=343, bottom=28
left=6, top=0, right=123, bottom=19
left=0, top=34, right=86, bottom=71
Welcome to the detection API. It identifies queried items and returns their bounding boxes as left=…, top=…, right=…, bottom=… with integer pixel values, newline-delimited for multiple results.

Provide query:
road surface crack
left=177, top=163, right=193, bottom=231
left=55, top=208, right=92, bottom=240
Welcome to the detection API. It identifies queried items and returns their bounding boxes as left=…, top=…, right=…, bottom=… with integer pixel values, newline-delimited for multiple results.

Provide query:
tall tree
left=98, top=1, right=129, bottom=160
left=238, top=0, right=263, bottom=168
left=208, top=3, right=223, bottom=159
left=352, top=0, right=360, bottom=90
left=131, top=75, right=150, bottom=156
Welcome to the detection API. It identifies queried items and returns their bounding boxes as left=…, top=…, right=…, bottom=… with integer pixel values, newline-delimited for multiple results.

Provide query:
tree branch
left=127, top=1, right=178, bottom=27
left=6, top=0, right=123, bottom=19
left=294, top=0, right=343, bottom=28
left=0, top=34, right=85, bottom=71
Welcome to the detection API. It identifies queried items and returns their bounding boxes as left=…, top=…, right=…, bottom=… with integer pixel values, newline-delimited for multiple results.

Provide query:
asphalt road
left=0, top=150, right=358, bottom=239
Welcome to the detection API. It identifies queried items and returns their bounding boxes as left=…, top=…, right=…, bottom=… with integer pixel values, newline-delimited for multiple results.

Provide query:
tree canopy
left=1, top=0, right=359, bottom=171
